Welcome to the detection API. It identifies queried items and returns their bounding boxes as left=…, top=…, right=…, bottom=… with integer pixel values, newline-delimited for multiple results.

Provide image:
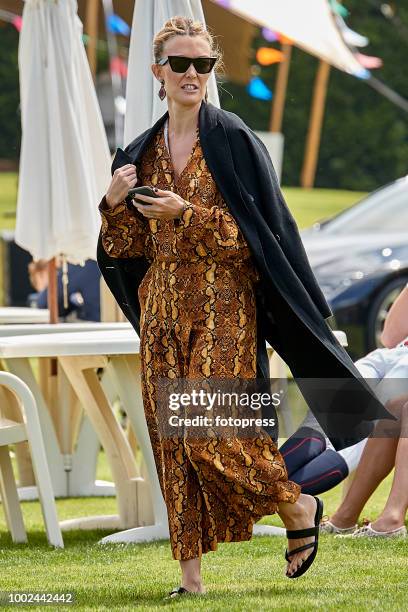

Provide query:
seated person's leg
left=338, top=438, right=367, bottom=473
left=289, top=448, right=349, bottom=496
left=354, top=348, right=388, bottom=380
left=279, top=426, right=326, bottom=478
left=370, top=400, right=408, bottom=533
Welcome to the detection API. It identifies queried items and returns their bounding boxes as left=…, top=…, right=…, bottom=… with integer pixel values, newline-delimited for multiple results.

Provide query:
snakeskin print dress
left=99, top=124, right=300, bottom=561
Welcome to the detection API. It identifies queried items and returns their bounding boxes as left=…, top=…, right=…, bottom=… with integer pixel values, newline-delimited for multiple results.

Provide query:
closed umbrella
left=16, top=0, right=111, bottom=320
left=124, top=0, right=220, bottom=146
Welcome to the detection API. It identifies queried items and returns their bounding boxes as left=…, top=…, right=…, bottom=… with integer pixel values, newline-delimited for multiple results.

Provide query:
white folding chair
left=0, top=372, right=63, bottom=547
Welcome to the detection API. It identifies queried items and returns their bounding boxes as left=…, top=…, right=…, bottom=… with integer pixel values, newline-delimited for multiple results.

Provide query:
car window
left=324, top=179, right=408, bottom=235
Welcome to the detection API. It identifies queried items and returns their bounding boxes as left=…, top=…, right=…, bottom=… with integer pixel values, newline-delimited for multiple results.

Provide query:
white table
left=0, top=322, right=132, bottom=500
left=0, top=307, right=50, bottom=324
left=0, top=322, right=131, bottom=337
left=0, top=327, right=347, bottom=542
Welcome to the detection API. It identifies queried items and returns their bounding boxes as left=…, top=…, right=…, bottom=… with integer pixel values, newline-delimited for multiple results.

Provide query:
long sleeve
left=99, top=195, right=152, bottom=259
left=174, top=193, right=254, bottom=263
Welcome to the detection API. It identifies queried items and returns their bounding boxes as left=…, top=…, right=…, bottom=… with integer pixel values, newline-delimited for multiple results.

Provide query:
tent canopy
left=218, top=0, right=368, bottom=77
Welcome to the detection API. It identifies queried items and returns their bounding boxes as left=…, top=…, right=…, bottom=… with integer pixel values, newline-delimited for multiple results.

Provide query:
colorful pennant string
left=261, top=27, right=279, bottom=42
left=335, top=14, right=369, bottom=48
left=213, top=0, right=231, bottom=7
left=355, top=53, right=383, bottom=69
left=279, top=33, right=293, bottom=45
left=12, top=15, right=22, bottom=31
left=256, top=47, right=284, bottom=66
left=329, top=0, right=349, bottom=18
left=247, top=77, right=273, bottom=100
left=110, top=56, right=128, bottom=77
left=107, top=14, right=130, bottom=36
left=354, top=67, right=371, bottom=80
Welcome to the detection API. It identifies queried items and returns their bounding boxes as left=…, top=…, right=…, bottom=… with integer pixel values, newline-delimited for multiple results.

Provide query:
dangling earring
left=158, top=80, right=166, bottom=101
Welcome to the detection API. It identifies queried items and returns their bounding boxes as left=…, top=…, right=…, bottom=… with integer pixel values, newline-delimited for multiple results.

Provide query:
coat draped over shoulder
left=97, top=101, right=393, bottom=451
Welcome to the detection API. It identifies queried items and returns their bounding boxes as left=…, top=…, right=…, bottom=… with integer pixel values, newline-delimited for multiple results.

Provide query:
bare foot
left=279, top=494, right=318, bottom=577
left=371, top=514, right=405, bottom=533
left=181, top=579, right=206, bottom=594
left=329, top=510, right=359, bottom=530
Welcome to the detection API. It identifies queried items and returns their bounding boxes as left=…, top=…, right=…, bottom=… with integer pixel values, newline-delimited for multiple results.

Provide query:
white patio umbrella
left=124, top=0, right=220, bottom=146
left=16, top=0, right=111, bottom=273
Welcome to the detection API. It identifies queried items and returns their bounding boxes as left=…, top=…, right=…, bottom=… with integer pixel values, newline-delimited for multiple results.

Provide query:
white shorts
left=355, top=346, right=408, bottom=379
left=298, top=345, right=408, bottom=465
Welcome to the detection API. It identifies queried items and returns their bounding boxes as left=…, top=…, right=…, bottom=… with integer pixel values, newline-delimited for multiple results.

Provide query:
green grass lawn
left=0, top=449, right=406, bottom=610
left=282, top=186, right=367, bottom=229
left=0, top=173, right=19, bottom=231
left=0, top=172, right=366, bottom=232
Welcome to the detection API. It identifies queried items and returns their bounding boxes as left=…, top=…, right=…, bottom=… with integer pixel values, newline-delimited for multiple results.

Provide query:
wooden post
left=47, top=258, right=58, bottom=324
left=301, top=60, right=331, bottom=188
left=47, top=258, right=58, bottom=376
left=269, top=43, right=292, bottom=133
left=85, top=0, right=99, bottom=79
left=84, top=0, right=119, bottom=322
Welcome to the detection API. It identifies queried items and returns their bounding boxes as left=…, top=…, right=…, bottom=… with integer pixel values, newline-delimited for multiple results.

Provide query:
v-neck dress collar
left=163, top=119, right=200, bottom=184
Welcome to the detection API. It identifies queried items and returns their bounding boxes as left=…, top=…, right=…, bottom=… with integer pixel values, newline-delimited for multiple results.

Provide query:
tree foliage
left=0, top=26, right=20, bottom=160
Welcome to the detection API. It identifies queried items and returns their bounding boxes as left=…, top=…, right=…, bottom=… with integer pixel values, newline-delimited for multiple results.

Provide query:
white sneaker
left=319, top=517, right=357, bottom=535
left=336, top=523, right=407, bottom=539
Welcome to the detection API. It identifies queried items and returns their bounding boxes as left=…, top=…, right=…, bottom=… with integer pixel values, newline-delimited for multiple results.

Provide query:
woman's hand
left=105, top=164, right=138, bottom=209
left=132, top=188, right=186, bottom=220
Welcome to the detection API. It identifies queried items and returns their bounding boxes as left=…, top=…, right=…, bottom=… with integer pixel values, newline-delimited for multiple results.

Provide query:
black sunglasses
left=158, top=56, right=217, bottom=74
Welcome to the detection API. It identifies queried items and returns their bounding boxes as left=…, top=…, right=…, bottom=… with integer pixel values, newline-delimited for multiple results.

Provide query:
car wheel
left=367, top=276, right=408, bottom=352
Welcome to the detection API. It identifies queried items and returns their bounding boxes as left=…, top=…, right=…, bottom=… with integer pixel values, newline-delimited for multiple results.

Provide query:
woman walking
left=97, top=17, right=388, bottom=597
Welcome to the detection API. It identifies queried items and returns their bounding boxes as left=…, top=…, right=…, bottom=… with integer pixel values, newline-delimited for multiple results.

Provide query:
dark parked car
left=301, top=176, right=408, bottom=359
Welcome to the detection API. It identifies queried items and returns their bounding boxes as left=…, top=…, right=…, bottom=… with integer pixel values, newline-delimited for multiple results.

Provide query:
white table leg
left=99, top=355, right=168, bottom=544
left=59, top=355, right=141, bottom=529
left=69, top=413, right=115, bottom=497
left=98, top=522, right=170, bottom=545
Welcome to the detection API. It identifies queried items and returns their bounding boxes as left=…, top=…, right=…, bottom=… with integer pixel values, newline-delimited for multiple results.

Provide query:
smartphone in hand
left=128, top=186, right=158, bottom=206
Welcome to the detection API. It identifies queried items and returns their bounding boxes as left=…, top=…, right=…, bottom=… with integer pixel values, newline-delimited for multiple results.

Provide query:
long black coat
left=97, top=100, right=392, bottom=450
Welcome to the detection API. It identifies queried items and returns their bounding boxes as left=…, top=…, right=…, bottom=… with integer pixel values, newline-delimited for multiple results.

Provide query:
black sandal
left=166, top=586, right=191, bottom=599
left=285, top=495, right=324, bottom=579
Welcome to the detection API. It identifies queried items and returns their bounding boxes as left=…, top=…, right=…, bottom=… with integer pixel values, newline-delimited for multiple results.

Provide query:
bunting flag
left=247, top=76, right=273, bottom=100
left=12, top=15, right=23, bottom=31
left=110, top=56, right=128, bottom=77
left=213, top=0, right=231, bottom=7
left=279, top=33, right=294, bottom=45
left=256, top=47, right=284, bottom=66
left=355, top=53, right=383, bottom=69
left=0, top=9, right=23, bottom=31
left=335, top=14, right=369, bottom=48
left=329, top=0, right=349, bottom=18
left=354, top=67, right=371, bottom=80
left=262, top=27, right=279, bottom=42
left=107, top=14, right=130, bottom=36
